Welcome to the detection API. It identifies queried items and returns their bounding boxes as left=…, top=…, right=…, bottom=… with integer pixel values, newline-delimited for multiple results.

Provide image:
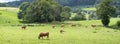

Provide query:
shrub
left=117, top=20, right=120, bottom=26
left=71, top=14, right=86, bottom=21
left=71, top=12, right=86, bottom=21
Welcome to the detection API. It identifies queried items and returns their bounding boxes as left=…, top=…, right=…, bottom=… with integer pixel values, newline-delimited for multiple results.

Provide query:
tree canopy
left=96, top=0, right=116, bottom=26
left=18, top=0, right=71, bottom=23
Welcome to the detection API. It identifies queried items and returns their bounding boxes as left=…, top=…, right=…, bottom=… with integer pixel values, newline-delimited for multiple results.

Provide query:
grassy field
left=0, top=7, right=20, bottom=25
left=81, top=7, right=96, bottom=11
left=0, top=7, right=120, bottom=44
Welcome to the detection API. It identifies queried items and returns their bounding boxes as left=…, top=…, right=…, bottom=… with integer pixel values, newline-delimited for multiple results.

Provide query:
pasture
left=0, top=7, right=120, bottom=44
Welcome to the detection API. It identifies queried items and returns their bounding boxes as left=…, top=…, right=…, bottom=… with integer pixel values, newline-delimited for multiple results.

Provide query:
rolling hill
left=0, top=7, right=20, bottom=25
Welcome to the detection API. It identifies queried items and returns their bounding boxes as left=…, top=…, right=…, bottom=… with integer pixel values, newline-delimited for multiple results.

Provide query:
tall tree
left=96, top=0, right=116, bottom=26
left=24, top=0, right=63, bottom=23
left=18, top=2, right=30, bottom=20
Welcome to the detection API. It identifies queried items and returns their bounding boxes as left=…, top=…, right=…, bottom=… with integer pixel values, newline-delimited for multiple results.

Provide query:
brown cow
left=38, top=32, right=49, bottom=39
left=91, top=24, right=96, bottom=28
left=60, top=30, right=65, bottom=34
left=22, top=25, right=26, bottom=29
left=52, top=25, right=55, bottom=29
left=71, top=24, right=76, bottom=27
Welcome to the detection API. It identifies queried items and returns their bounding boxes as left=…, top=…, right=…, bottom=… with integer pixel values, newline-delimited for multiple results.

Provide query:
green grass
left=0, top=7, right=20, bottom=25
left=0, top=23, right=120, bottom=44
left=0, top=7, right=120, bottom=44
left=81, top=7, right=96, bottom=11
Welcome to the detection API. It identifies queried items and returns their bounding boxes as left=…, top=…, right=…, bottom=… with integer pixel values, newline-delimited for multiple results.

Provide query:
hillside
left=5, top=0, right=120, bottom=7
left=0, top=7, right=19, bottom=25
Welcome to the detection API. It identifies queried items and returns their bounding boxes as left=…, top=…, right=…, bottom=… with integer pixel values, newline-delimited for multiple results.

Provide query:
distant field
left=0, top=7, right=20, bottom=25
left=0, top=7, right=120, bottom=44
left=81, top=7, right=96, bottom=11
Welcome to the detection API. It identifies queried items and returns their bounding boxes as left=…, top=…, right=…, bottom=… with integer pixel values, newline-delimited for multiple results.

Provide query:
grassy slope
left=81, top=7, right=96, bottom=11
left=0, top=7, right=120, bottom=44
left=0, top=7, right=20, bottom=25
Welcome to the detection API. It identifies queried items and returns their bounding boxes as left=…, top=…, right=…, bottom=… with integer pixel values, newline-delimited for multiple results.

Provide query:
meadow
left=0, top=7, right=120, bottom=44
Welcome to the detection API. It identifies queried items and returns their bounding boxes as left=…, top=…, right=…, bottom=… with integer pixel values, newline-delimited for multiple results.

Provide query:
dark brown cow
left=52, top=25, right=55, bottom=28
left=22, top=25, right=26, bottom=29
left=71, top=24, right=76, bottom=27
left=91, top=24, right=96, bottom=28
left=38, top=32, right=49, bottom=39
left=60, top=30, right=65, bottom=34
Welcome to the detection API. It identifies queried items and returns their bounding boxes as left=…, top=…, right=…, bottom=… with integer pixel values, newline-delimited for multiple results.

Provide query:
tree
left=71, top=12, right=86, bottom=21
left=63, top=6, right=71, bottom=12
left=0, top=3, right=9, bottom=7
left=60, top=12, right=71, bottom=21
left=24, top=0, right=63, bottom=23
left=60, top=6, right=71, bottom=21
left=18, top=2, right=30, bottom=20
left=96, top=0, right=116, bottom=26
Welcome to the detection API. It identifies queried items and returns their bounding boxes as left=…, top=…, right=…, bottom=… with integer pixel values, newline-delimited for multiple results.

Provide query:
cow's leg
left=42, top=37, right=43, bottom=39
left=47, top=35, right=49, bottom=39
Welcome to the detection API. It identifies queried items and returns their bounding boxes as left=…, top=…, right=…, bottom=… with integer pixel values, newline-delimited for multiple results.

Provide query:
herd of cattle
left=21, top=24, right=102, bottom=39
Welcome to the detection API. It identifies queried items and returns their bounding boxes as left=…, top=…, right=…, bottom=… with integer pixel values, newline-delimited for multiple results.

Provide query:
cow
left=71, top=24, right=76, bottom=27
left=38, top=32, right=49, bottom=39
left=91, top=24, right=96, bottom=28
left=52, top=25, right=55, bottom=29
left=60, top=30, right=65, bottom=34
left=22, top=25, right=26, bottom=29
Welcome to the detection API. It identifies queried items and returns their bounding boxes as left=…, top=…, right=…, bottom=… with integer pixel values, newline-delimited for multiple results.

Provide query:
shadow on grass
left=106, top=25, right=120, bottom=30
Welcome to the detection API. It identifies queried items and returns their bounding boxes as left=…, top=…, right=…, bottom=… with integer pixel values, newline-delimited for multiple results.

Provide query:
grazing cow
left=38, top=32, right=49, bottom=39
left=91, top=24, right=96, bottom=28
left=61, top=24, right=64, bottom=28
left=60, top=30, right=65, bottom=34
left=52, top=25, right=55, bottom=28
left=22, top=25, right=26, bottom=29
left=71, top=24, right=76, bottom=27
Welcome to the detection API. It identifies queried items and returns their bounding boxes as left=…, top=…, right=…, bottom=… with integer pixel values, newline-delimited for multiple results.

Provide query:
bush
left=117, top=20, right=120, bottom=26
left=71, top=12, right=86, bottom=21
left=71, top=14, right=86, bottom=21
left=60, top=12, right=71, bottom=21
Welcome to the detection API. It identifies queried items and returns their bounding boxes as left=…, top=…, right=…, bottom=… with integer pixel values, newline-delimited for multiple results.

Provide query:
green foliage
left=63, top=6, right=71, bottom=12
left=116, top=20, right=120, bottom=26
left=0, top=3, right=9, bottom=7
left=101, top=16, right=110, bottom=26
left=96, top=0, right=116, bottom=26
left=60, top=12, right=71, bottom=21
left=71, top=12, right=86, bottom=21
left=18, top=2, right=30, bottom=19
left=24, top=0, right=61, bottom=23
